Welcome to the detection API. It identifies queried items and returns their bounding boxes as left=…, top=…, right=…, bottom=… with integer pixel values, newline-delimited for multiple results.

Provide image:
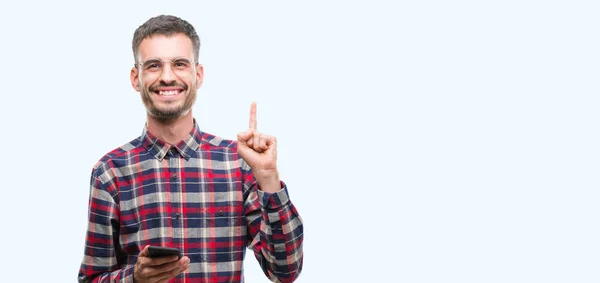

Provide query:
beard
left=140, top=79, right=197, bottom=121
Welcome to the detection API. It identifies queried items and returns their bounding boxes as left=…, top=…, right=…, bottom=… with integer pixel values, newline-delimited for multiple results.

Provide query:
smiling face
left=130, top=33, right=204, bottom=121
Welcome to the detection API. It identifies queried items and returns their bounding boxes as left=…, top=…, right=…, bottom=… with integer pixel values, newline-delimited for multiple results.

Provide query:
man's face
left=131, top=33, right=203, bottom=120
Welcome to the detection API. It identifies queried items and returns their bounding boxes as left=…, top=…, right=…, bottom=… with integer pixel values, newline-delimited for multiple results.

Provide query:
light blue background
left=0, top=1, right=598, bottom=282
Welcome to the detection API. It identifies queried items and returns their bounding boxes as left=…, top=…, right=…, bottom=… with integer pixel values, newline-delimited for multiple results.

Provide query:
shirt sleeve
left=78, top=165, right=135, bottom=283
left=242, top=162, right=304, bottom=283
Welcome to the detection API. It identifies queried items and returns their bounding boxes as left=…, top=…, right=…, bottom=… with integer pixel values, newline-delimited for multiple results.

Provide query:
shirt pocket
left=196, top=184, right=245, bottom=263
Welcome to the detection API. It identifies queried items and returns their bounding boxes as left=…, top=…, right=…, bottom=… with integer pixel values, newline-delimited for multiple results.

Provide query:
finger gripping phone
left=147, top=246, right=182, bottom=259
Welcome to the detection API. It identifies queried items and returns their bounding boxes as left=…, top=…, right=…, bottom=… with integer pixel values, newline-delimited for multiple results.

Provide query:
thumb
left=139, top=245, right=150, bottom=257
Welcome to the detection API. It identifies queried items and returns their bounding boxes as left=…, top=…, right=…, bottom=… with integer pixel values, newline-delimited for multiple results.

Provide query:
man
left=78, top=15, right=303, bottom=283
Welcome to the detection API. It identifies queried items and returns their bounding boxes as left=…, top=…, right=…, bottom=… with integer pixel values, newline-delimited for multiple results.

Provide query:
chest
left=115, top=157, right=247, bottom=245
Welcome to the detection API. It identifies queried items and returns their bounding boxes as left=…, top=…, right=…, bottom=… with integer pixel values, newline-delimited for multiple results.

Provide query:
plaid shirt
left=78, top=121, right=303, bottom=283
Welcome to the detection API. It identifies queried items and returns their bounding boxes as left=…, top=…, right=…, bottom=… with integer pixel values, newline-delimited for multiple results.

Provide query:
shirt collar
left=140, top=119, right=204, bottom=161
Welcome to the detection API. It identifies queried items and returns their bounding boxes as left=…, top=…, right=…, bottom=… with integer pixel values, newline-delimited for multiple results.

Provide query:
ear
left=195, top=64, right=204, bottom=89
left=130, top=66, right=141, bottom=92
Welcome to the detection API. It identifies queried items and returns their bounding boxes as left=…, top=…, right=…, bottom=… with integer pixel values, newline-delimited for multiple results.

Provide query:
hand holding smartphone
left=134, top=246, right=188, bottom=283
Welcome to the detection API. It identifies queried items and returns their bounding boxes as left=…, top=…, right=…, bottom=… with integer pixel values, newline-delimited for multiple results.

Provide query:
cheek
left=191, top=77, right=199, bottom=89
left=138, top=77, right=146, bottom=91
left=142, top=79, right=158, bottom=92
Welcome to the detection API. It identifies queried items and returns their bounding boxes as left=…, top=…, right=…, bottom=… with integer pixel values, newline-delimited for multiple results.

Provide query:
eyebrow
left=143, top=57, right=191, bottom=62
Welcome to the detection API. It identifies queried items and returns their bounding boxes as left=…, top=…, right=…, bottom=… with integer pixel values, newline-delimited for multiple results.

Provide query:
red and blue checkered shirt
left=78, top=121, right=303, bottom=283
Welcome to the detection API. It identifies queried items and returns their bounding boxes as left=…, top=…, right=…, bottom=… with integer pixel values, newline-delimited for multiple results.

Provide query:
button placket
left=168, top=147, right=182, bottom=239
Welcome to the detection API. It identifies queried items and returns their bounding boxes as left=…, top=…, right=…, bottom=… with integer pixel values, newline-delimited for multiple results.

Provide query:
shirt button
left=217, top=210, right=224, bottom=217
left=173, top=213, right=181, bottom=219
left=171, top=174, right=178, bottom=180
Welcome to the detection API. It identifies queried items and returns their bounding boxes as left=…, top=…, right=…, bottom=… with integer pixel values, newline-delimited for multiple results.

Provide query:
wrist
left=254, top=170, right=280, bottom=193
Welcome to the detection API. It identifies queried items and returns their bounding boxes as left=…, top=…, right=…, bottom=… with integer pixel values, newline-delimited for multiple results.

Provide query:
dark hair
left=132, top=15, right=200, bottom=63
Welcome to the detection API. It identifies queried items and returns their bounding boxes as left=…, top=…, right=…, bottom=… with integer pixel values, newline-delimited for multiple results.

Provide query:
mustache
left=148, top=81, right=188, bottom=92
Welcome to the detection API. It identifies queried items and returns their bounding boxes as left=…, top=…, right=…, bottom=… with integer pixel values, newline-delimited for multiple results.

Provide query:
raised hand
left=237, top=102, right=281, bottom=193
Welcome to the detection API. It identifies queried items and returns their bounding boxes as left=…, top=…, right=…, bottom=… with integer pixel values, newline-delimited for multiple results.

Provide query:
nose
left=159, top=62, right=177, bottom=84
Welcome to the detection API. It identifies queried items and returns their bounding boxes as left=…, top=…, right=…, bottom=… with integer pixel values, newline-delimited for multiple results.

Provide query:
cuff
left=257, top=181, right=290, bottom=209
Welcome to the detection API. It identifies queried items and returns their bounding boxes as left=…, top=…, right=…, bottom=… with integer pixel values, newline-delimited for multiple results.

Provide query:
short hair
left=132, top=15, right=200, bottom=63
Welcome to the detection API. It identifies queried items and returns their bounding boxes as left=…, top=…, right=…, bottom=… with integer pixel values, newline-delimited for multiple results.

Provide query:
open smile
left=152, top=87, right=185, bottom=99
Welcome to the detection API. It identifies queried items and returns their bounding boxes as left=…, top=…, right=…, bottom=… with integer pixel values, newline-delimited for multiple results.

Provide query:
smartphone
left=147, top=246, right=182, bottom=259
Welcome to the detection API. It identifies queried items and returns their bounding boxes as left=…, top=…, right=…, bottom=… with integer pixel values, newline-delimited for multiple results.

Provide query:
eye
left=174, top=59, right=191, bottom=69
left=143, top=61, right=162, bottom=71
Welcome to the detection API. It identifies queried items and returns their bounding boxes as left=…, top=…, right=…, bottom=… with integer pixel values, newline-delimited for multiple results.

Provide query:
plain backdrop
left=0, top=0, right=598, bottom=282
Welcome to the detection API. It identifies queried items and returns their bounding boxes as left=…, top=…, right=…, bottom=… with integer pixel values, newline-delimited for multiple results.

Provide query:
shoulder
left=91, top=136, right=145, bottom=180
left=197, top=131, right=249, bottom=169
left=198, top=131, right=239, bottom=151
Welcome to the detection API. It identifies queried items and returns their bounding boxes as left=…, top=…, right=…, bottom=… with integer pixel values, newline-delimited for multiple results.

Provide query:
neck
left=146, top=111, right=194, bottom=145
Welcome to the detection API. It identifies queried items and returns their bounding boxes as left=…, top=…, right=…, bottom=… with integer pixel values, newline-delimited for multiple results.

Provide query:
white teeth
left=158, top=90, right=179, bottom=96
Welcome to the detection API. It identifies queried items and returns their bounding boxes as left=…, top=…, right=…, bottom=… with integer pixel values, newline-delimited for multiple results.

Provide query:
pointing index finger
left=249, top=101, right=257, bottom=131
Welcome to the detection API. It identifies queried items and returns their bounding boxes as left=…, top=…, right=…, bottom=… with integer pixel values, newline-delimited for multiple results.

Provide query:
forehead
left=138, top=33, right=193, bottom=61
